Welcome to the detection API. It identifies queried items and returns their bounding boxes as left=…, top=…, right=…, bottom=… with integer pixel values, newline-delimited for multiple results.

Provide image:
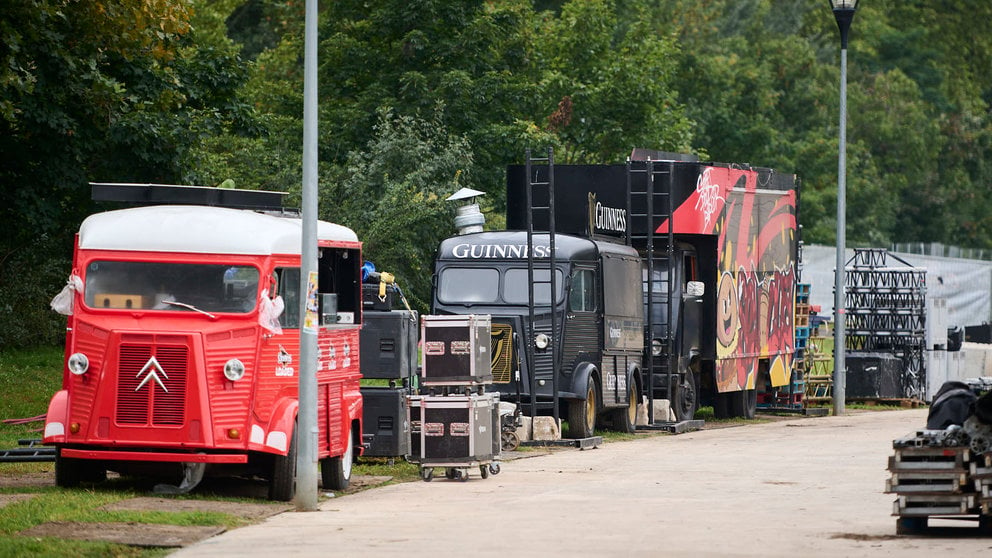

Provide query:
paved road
left=172, top=409, right=992, bottom=557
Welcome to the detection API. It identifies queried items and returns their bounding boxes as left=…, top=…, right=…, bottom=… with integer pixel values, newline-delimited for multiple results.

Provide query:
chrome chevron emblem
left=136, top=356, right=169, bottom=392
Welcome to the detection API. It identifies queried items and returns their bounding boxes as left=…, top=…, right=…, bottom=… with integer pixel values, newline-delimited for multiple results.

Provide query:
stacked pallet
left=886, top=430, right=991, bottom=533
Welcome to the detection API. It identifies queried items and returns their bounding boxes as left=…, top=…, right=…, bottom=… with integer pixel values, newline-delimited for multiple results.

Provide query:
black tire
left=567, top=378, right=598, bottom=439
left=728, top=388, right=757, bottom=419
left=671, top=372, right=698, bottom=422
left=55, top=447, right=80, bottom=488
left=55, top=448, right=106, bottom=488
left=321, top=427, right=353, bottom=491
left=734, top=389, right=758, bottom=420
left=611, top=382, right=638, bottom=433
left=480, top=465, right=489, bottom=479
left=269, top=422, right=297, bottom=501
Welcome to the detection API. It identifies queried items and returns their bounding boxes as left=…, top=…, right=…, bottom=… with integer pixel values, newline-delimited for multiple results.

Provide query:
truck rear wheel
left=321, top=428, right=354, bottom=491
left=567, top=379, right=598, bottom=439
left=269, top=422, right=297, bottom=502
left=729, top=389, right=757, bottom=419
left=611, top=384, right=638, bottom=434
left=671, top=373, right=698, bottom=422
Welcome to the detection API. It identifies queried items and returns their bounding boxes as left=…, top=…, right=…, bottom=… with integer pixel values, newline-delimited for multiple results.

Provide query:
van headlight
left=535, top=333, right=550, bottom=350
left=68, top=353, right=89, bottom=376
left=224, top=358, right=246, bottom=381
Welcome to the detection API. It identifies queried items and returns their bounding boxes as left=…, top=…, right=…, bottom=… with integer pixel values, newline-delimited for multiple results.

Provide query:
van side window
left=277, top=267, right=301, bottom=328
left=317, top=247, right=361, bottom=324
left=683, top=254, right=697, bottom=292
left=569, top=269, right=596, bottom=312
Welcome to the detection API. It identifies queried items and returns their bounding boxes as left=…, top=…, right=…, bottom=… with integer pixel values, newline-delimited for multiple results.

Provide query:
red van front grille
left=117, top=344, right=188, bottom=426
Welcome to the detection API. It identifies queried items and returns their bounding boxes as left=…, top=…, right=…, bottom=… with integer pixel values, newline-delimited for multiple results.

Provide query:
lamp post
left=295, top=0, right=319, bottom=511
left=829, top=0, right=858, bottom=417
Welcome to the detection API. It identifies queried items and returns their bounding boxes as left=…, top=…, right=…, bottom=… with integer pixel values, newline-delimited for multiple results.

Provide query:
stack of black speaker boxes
left=408, top=314, right=502, bottom=481
left=358, top=283, right=418, bottom=460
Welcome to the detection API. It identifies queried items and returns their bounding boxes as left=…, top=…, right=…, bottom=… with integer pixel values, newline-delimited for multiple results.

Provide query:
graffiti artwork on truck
left=664, top=165, right=798, bottom=392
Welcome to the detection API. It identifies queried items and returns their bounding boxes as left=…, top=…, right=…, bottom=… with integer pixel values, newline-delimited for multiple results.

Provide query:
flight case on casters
left=414, top=392, right=501, bottom=482
left=421, top=314, right=493, bottom=386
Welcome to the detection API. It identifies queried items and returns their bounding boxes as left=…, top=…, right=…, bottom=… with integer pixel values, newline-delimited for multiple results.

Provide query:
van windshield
left=83, top=261, right=260, bottom=313
left=437, top=266, right=563, bottom=305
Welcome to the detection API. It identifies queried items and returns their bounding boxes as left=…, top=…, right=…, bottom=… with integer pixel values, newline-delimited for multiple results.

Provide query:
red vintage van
left=43, top=184, right=363, bottom=500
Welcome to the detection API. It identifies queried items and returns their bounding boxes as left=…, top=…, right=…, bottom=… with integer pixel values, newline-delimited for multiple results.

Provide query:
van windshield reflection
left=84, top=261, right=260, bottom=313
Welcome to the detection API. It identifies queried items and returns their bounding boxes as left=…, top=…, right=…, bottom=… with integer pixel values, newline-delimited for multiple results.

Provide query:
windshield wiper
left=161, top=300, right=217, bottom=319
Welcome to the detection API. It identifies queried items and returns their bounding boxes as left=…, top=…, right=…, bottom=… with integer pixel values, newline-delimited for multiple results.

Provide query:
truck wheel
left=671, top=373, right=698, bottom=422
left=567, top=379, right=598, bottom=439
left=321, top=428, right=353, bottom=491
left=269, top=422, right=298, bottom=501
left=729, top=389, right=757, bottom=419
left=611, top=384, right=638, bottom=433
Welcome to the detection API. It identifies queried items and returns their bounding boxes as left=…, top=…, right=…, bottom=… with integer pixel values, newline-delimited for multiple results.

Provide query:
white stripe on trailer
left=79, top=205, right=357, bottom=255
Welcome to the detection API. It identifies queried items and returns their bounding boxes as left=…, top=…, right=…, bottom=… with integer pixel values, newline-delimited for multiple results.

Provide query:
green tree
left=0, top=0, right=258, bottom=348
left=325, top=106, right=476, bottom=311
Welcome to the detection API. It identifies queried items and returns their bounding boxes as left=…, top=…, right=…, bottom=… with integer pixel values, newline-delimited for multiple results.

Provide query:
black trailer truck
left=431, top=152, right=799, bottom=438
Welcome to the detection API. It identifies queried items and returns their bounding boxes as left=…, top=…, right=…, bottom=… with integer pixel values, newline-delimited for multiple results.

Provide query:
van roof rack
left=90, top=183, right=289, bottom=212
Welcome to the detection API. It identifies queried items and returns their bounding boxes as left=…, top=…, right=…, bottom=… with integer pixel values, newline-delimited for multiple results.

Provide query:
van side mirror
left=686, top=281, right=705, bottom=297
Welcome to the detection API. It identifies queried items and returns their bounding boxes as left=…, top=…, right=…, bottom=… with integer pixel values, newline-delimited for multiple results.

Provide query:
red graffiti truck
left=431, top=151, right=798, bottom=437
left=43, top=184, right=363, bottom=500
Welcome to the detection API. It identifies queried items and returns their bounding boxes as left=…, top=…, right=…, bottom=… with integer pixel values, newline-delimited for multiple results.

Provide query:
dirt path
left=168, top=408, right=992, bottom=557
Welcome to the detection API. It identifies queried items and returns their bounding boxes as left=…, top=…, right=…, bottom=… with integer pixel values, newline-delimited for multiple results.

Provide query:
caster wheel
left=489, top=463, right=501, bottom=475
left=422, top=468, right=433, bottom=482
left=480, top=465, right=489, bottom=479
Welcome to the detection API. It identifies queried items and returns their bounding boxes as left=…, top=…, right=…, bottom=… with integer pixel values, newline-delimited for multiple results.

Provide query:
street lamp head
left=828, top=0, right=858, bottom=49
left=830, top=0, right=858, bottom=9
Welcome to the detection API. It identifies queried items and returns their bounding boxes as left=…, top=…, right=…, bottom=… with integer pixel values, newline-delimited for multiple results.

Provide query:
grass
left=0, top=346, right=420, bottom=557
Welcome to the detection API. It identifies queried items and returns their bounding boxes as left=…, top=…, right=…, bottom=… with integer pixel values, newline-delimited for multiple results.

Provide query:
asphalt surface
left=171, top=408, right=992, bottom=557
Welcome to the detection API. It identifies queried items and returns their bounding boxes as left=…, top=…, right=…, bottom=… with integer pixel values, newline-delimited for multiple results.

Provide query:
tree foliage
left=4, top=0, right=992, bottom=346
left=326, top=106, right=475, bottom=311
left=0, top=0, right=257, bottom=348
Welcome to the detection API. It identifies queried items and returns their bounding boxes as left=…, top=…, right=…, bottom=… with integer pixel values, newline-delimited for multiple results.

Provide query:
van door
left=680, top=250, right=702, bottom=355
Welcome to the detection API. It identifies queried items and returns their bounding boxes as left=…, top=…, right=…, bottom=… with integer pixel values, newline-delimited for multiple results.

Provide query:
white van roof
left=79, top=205, right=358, bottom=255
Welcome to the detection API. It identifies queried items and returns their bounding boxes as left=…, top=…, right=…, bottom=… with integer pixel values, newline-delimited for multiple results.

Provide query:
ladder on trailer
left=626, top=159, right=676, bottom=427
left=523, top=147, right=561, bottom=428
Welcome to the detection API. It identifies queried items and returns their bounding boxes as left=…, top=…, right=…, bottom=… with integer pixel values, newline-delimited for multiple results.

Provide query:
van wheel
left=671, top=373, right=698, bottom=422
left=611, top=384, right=638, bottom=433
left=567, top=379, right=598, bottom=439
left=55, top=448, right=105, bottom=487
left=321, top=428, right=353, bottom=491
left=269, top=421, right=298, bottom=501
